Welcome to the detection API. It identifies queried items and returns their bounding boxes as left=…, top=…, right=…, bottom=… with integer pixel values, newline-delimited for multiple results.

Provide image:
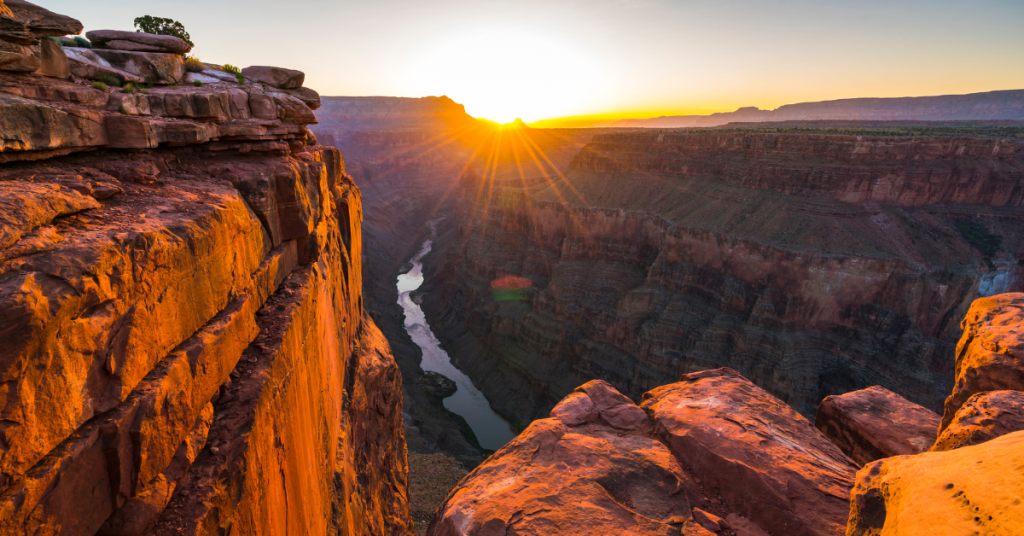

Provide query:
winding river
left=396, top=232, right=517, bottom=451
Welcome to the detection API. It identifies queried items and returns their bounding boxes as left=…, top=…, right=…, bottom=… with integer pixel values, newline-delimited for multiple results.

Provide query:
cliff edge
left=0, top=2, right=411, bottom=534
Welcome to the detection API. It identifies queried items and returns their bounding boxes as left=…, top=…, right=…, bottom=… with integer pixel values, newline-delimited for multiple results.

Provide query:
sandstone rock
left=0, top=3, right=36, bottom=45
left=86, top=29, right=190, bottom=54
left=91, top=48, right=185, bottom=84
left=939, top=293, right=1024, bottom=433
left=0, top=180, right=98, bottom=249
left=0, top=39, right=38, bottom=72
left=426, top=417, right=698, bottom=536
left=35, top=37, right=69, bottom=78
left=815, top=385, right=940, bottom=465
left=575, top=379, right=649, bottom=430
left=723, top=514, right=772, bottom=536
left=5, top=0, right=82, bottom=37
left=104, top=115, right=157, bottom=148
left=287, top=86, right=321, bottom=109
left=242, top=65, right=304, bottom=89
left=64, top=46, right=146, bottom=84
left=692, top=508, right=723, bottom=532
left=847, top=430, right=1024, bottom=535
left=931, top=390, right=1024, bottom=451
left=642, top=368, right=858, bottom=536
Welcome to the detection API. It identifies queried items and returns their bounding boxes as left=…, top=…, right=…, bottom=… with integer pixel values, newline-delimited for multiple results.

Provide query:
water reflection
left=396, top=234, right=516, bottom=451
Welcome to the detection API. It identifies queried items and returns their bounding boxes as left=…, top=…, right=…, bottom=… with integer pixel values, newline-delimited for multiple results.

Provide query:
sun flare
left=409, top=27, right=605, bottom=124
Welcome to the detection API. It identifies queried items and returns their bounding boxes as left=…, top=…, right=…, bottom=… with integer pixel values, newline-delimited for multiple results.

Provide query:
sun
left=409, top=27, right=605, bottom=124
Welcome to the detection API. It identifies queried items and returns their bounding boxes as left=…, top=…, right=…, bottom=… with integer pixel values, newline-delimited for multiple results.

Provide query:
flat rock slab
left=847, top=430, right=1024, bottom=536
left=940, top=293, right=1024, bottom=433
left=5, top=0, right=82, bottom=37
left=815, top=385, right=940, bottom=466
left=86, top=29, right=190, bottom=54
left=932, top=390, right=1024, bottom=451
left=642, top=368, right=858, bottom=536
left=242, top=65, right=304, bottom=89
left=91, top=48, right=184, bottom=84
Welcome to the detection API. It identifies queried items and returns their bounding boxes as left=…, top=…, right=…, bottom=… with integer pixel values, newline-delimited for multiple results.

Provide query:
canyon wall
left=609, top=89, right=1024, bottom=128
left=0, top=3, right=410, bottom=533
left=426, top=293, right=1024, bottom=536
left=313, top=105, right=606, bottom=463
left=422, top=130, right=1024, bottom=428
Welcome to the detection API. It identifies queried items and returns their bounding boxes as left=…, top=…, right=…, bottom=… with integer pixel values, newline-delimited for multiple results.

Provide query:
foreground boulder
left=939, top=293, right=1024, bottom=433
left=427, top=370, right=857, bottom=536
left=242, top=65, right=304, bottom=89
left=847, top=430, right=1024, bottom=535
left=643, top=369, right=858, bottom=536
left=931, top=390, right=1024, bottom=451
left=814, top=386, right=940, bottom=466
left=86, top=29, right=190, bottom=53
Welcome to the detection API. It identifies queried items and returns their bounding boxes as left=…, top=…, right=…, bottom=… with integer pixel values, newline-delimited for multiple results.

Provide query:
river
left=396, top=232, right=517, bottom=451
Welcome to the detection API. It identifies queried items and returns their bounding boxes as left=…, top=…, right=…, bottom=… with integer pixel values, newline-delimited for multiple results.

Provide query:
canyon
left=3, top=1, right=1024, bottom=534
left=422, top=128, right=1024, bottom=430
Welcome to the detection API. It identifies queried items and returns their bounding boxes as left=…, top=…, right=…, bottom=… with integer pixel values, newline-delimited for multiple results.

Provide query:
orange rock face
left=643, top=369, right=858, bottom=536
left=815, top=386, right=940, bottom=466
left=847, top=430, right=1024, bottom=536
left=428, top=370, right=858, bottom=536
left=0, top=4, right=410, bottom=534
left=939, top=293, right=1024, bottom=433
left=931, top=390, right=1024, bottom=451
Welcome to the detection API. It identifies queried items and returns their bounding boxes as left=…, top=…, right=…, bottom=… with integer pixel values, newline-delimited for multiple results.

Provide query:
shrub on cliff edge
left=133, top=15, right=194, bottom=51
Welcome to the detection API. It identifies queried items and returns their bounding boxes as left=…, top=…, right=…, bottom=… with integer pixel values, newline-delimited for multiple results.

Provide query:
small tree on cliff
left=133, top=16, right=194, bottom=51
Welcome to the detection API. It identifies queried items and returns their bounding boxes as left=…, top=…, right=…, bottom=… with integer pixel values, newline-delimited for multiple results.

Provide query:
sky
left=46, top=0, right=1024, bottom=124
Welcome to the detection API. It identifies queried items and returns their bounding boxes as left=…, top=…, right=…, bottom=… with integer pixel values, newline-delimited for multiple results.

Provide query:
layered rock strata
left=423, top=130, right=1024, bottom=429
left=427, top=369, right=858, bottom=536
left=0, top=3, right=410, bottom=534
left=837, top=293, right=1024, bottom=534
left=814, top=386, right=939, bottom=465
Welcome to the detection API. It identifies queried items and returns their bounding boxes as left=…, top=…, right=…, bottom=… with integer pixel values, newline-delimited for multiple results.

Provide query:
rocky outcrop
left=938, top=293, right=1024, bottom=432
left=423, top=129, right=1024, bottom=430
left=0, top=3, right=410, bottom=534
left=815, top=386, right=939, bottom=466
left=846, top=430, right=1024, bottom=536
left=86, top=30, right=191, bottom=54
left=241, top=65, right=304, bottom=90
left=427, top=370, right=857, bottom=536
left=931, top=390, right=1024, bottom=451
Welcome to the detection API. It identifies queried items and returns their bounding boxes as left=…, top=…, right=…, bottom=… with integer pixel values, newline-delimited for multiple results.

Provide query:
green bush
left=99, top=74, right=122, bottom=87
left=185, top=56, right=203, bottom=73
left=45, top=36, right=62, bottom=46
left=221, top=64, right=241, bottom=75
left=73, top=36, right=92, bottom=48
left=61, top=39, right=76, bottom=47
left=122, top=83, right=136, bottom=94
left=118, top=104, right=127, bottom=114
left=193, top=80, right=202, bottom=87
left=133, top=16, right=194, bottom=51
left=235, top=73, right=245, bottom=84
left=91, top=81, right=107, bottom=91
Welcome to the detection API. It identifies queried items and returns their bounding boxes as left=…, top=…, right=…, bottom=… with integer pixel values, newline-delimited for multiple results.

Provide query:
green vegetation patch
left=954, top=218, right=1002, bottom=269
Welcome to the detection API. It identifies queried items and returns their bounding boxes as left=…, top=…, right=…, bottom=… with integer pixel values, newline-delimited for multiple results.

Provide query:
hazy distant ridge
left=612, top=89, right=1024, bottom=128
